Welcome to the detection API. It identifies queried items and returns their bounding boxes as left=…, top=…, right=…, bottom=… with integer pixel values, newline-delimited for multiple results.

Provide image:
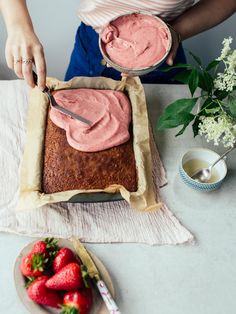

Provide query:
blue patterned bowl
left=179, top=148, right=227, bottom=192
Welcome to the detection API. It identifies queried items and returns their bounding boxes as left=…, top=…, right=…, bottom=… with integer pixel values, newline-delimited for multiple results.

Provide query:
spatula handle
left=97, top=280, right=121, bottom=314
left=32, top=70, right=49, bottom=93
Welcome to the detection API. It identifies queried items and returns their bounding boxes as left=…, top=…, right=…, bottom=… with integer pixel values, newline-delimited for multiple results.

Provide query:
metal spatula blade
left=32, top=71, right=92, bottom=126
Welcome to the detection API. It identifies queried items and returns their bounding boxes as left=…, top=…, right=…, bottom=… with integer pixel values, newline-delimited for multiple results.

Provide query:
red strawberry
left=32, top=238, right=59, bottom=257
left=31, top=241, right=48, bottom=256
left=27, top=275, right=62, bottom=308
left=20, top=252, right=47, bottom=277
left=53, top=248, right=77, bottom=273
left=61, top=288, right=93, bottom=314
left=46, top=263, right=84, bottom=290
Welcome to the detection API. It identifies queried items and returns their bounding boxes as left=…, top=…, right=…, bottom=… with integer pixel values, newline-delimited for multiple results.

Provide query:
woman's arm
left=167, top=0, right=236, bottom=65
left=0, top=0, right=46, bottom=89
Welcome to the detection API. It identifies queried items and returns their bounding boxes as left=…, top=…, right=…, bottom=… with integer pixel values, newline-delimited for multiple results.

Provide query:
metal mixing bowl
left=99, top=11, right=172, bottom=76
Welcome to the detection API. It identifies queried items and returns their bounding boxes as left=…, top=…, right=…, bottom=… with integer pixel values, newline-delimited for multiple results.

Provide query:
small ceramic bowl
left=99, top=11, right=172, bottom=76
left=179, top=147, right=227, bottom=192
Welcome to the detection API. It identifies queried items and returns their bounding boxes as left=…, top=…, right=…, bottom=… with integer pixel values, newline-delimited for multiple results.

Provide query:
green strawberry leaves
left=32, top=253, right=48, bottom=272
left=25, top=276, right=38, bottom=289
left=80, top=265, right=91, bottom=289
left=60, top=304, right=78, bottom=314
left=45, top=237, right=59, bottom=252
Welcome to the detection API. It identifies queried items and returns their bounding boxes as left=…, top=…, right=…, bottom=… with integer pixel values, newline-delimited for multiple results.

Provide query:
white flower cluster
left=216, top=37, right=233, bottom=61
left=214, top=37, right=236, bottom=92
left=198, top=114, right=236, bottom=147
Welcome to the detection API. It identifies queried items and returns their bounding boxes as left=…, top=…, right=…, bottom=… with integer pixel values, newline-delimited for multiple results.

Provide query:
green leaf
left=199, top=71, right=214, bottom=93
left=157, top=112, right=195, bottom=129
left=175, top=124, right=188, bottom=136
left=60, top=305, right=78, bottom=314
left=192, top=96, right=222, bottom=136
left=164, top=98, right=198, bottom=115
left=188, top=69, right=199, bottom=96
left=157, top=98, right=198, bottom=130
left=171, top=69, right=192, bottom=84
left=175, top=114, right=195, bottom=136
left=206, top=60, right=220, bottom=71
left=201, top=97, right=214, bottom=109
left=161, top=63, right=192, bottom=72
left=228, top=95, right=236, bottom=118
left=205, top=107, right=220, bottom=114
left=189, top=51, right=202, bottom=66
left=198, top=97, right=217, bottom=115
left=192, top=116, right=201, bottom=137
left=214, top=89, right=229, bottom=100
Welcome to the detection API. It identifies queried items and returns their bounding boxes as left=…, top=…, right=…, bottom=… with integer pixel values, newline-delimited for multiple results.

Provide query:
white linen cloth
left=0, top=80, right=193, bottom=245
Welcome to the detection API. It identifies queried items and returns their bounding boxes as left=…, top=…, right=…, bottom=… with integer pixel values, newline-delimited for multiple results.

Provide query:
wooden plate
left=14, top=239, right=115, bottom=314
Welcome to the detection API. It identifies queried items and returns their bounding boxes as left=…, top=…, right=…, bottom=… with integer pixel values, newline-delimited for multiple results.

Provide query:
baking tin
left=67, top=192, right=123, bottom=203
left=99, top=11, right=172, bottom=76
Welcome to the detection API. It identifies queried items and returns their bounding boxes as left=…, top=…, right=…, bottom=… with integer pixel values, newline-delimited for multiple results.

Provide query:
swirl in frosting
left=50, top=89, right=131, bottom=152
left=101, top=13, right=170, bottom=69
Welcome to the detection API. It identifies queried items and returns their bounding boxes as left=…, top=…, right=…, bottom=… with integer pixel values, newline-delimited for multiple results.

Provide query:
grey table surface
left=0, top=83, right=236, bottom=314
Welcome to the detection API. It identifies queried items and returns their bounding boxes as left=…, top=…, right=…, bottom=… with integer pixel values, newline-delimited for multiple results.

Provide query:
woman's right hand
left=5, top=27, right=46, bottom=90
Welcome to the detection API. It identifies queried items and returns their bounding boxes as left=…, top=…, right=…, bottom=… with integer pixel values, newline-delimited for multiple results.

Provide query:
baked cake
left=42, top=89, right=137, bottom=194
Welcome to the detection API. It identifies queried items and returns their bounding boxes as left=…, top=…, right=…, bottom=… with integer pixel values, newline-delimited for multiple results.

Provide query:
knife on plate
left=71, top=238, right=122, bottom=314
left=32, top=71, right=92, bottom=126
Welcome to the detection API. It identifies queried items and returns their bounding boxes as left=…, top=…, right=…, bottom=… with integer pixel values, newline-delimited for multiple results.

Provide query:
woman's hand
left=166, top=0, right=235, bottom=66
left=5, top=27, right=46, bottom=90
left=166, top=27, right=181, bottom=66
left=0, top=0, right=46, bottom=90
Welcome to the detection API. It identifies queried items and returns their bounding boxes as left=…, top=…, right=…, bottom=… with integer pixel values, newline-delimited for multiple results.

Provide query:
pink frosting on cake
left=49, top=89, right=131, bottom=152
left=101, top=13, right=170, bottom=69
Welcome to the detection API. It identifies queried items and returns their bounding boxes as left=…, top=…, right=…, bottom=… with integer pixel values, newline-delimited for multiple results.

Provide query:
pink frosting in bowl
left=100, top=13, right=171, bottom=70
left=49, top=89, right=131, bottom=152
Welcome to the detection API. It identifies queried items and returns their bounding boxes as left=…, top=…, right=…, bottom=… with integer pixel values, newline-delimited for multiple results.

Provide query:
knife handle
left=96, top=280, right=121, bottom=314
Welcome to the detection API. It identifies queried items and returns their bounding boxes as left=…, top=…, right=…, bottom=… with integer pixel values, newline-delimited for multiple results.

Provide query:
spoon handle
left=211, top=143, right=236, bottom=168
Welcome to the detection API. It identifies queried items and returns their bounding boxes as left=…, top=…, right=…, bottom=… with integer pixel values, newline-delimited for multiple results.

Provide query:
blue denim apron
left=65, top=22, right=186, bottom=83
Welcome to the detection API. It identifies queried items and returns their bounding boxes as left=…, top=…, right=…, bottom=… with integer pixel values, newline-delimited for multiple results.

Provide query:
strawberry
left=32, top=238, right=59, bottom=258
left=44, top=237, right=59, bottom=254
left=27, top=275, right=62, bottom=308
left=31, top=241, right=48, bottom=256
left=46, top=263, right=84, bottom=290
left=53, top=248, right=77, bottom=273
left=20, top=252, right=47, bottom=277
left=61, top=288, right=93, bottom=314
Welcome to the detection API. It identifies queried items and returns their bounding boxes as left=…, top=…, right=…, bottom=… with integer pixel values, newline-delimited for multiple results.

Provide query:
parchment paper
left=17, top=76, right=161, bottom=212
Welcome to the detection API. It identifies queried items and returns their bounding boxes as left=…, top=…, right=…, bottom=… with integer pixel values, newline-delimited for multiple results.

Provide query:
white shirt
left=78, top=0, right=194, bottom=30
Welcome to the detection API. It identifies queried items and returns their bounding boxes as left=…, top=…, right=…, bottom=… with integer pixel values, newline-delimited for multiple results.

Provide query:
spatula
left=32, top=71, right=92, bottom=126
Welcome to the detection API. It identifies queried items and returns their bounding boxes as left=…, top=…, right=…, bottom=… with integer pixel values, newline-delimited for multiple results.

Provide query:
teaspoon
left=191, top=144, right=236, bottom=183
